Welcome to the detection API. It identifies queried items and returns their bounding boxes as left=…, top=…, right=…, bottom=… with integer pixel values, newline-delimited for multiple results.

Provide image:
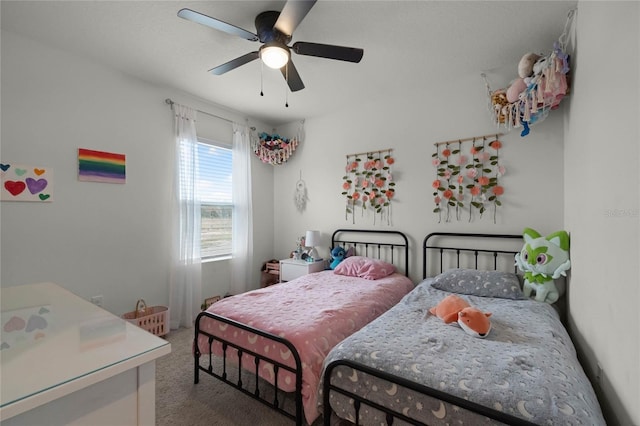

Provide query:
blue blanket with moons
left=321, top=279, right=605, bottom=425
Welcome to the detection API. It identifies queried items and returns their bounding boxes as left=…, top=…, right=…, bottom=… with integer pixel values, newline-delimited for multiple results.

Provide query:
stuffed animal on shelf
left=429, top=294, right=492, bottom=338
left=514, top=228, right=571, bottom=304
left=518, top=52, right=542, bottom=78
left=506, top=77, right=527, bottom=103
left=329, top=246, right=346, bottom=270
left=491, top=89, right=509, bottom=124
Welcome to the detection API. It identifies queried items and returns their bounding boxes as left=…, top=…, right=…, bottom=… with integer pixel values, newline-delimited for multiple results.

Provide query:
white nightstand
left=279, top=258, right=325, bottom=282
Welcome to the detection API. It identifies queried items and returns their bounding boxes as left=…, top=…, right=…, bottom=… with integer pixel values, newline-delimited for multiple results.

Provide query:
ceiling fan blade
left=292, top=41, right=363, bottom=63
left=178, top=8, right=259, bottom=42
left=274, top=0, right=317, bottom=36
left=280, top=60, right=305, bottom=92
left=209, top=52, right=260, bottom=75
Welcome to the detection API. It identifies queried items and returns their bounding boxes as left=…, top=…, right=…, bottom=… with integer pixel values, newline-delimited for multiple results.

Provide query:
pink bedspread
left=196, top=269, right=414, bottom=424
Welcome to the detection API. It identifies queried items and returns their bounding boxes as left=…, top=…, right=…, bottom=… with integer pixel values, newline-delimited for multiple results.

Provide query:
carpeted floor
left=155, top=326, right=328, bottom=426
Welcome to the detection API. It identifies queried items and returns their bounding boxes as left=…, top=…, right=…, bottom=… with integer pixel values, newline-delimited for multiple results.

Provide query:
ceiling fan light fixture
left=179, top=2, right=364, bottom=93
left=260, top=42, right=290, bottom=69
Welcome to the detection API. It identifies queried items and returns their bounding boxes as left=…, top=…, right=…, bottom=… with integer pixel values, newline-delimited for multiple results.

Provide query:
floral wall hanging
left=342, top=149, right=395, bottom=225
left=432, top=134, right=505, bottom=223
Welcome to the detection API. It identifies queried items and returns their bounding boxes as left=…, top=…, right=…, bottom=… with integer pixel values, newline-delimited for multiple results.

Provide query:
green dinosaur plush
left=514, top=228, right=571, bottom=304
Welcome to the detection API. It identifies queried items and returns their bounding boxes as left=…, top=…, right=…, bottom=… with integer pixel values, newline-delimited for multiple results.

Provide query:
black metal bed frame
left=323, top=232, right=538, bottom=426
left=194, top=313, right=303, bottom=422
left=193, top=229, right=410, bottom=426
left=331, top=229, right=410, bottom=277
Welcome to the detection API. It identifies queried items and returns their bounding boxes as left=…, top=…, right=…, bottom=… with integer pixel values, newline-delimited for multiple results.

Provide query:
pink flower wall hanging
left=432, top=134, right=505, bottom=223
left=342, top=149, right=395, bottom=225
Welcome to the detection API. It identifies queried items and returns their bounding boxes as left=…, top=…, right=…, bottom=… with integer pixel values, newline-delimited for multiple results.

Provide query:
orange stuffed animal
left=429, top=294, right=492, bottom=338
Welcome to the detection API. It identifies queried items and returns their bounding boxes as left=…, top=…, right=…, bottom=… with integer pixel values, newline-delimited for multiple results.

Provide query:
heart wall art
left=1, top=163, right=53, bottom=202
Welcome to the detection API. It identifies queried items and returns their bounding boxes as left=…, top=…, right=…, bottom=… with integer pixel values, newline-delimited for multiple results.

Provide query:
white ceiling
left=1, top=1, right=576, bottom=126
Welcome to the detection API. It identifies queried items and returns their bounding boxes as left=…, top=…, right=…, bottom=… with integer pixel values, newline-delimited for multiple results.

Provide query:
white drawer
left=279, top=259, right=324, bottom=282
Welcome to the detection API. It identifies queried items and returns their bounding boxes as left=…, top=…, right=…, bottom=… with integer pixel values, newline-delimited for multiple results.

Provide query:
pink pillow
left=333, top=256, right=396, bottom=280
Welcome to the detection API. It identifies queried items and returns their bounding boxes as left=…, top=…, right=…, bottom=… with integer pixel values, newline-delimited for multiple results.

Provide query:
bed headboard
left=423, top=232, right=523, bottom=279
left=331, top=229, right=409, bottom=277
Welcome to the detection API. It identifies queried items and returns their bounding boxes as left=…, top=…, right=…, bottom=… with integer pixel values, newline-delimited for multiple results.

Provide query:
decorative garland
left=252, top=132, right=299, bottom=165
left=432, top=135, right=505, bottom=223
left=342, top=149, right=395, bottom=225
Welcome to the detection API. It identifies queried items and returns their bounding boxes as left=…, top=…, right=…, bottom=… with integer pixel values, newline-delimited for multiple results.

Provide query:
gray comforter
left=321, top=280, right=605, bottom=425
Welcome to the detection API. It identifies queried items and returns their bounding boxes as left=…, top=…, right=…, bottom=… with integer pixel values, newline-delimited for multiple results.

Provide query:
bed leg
left=194, top=353, right=200, bottom=384
left=194, top=335, right=201, bottom=384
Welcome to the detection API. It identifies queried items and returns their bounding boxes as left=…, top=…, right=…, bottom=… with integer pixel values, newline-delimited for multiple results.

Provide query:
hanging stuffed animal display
left=514, top=228, right=571, bottom=304
left=484, top=9, right=575, bottom=136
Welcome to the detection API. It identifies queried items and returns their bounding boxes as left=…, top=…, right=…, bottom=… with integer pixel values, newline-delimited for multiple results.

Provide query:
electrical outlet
left=90, top=295, right=103, bottom=307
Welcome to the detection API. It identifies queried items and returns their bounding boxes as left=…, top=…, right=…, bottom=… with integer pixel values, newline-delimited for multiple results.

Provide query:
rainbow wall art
left=78, top=148, right=126, bottom=184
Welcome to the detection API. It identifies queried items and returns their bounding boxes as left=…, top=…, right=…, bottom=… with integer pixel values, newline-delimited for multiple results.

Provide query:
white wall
left=271, top=5, right=640, bottom=424
left=0, top=31, right=275, bottom=315
left=272, top=66, right=566, bottom=283
left=564, top=2, right=639, bottom=425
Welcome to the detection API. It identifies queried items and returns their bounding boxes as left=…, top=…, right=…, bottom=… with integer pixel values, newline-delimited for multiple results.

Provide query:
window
left=197, top=139, right=232, bottom=259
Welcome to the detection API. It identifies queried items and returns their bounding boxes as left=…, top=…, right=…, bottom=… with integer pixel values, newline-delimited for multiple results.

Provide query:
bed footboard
left=323, top=359, right=538, bottom=426
left=194, top=311, right=304, bottom=425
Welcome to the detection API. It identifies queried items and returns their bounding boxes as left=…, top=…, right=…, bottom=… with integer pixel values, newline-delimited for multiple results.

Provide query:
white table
left=0, top=282, right=171, bottom=425
left=279, top=258, right=325, bottom=282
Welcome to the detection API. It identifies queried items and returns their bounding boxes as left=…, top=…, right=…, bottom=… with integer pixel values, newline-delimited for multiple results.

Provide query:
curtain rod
left=165, top=98, right=256, bottom=130
left=433, top=132, right=504, bottom=147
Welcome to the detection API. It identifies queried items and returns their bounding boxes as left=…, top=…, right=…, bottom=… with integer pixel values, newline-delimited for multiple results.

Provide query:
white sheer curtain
left=169, top=104, right=202, bottom=329
left=230, top=122, right=253, bottom=295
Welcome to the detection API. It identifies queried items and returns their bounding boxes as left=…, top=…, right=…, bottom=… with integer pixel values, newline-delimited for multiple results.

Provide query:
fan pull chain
left=260, top=60, right=264, bottom=96
left=285, top=62, right=289, bottom=108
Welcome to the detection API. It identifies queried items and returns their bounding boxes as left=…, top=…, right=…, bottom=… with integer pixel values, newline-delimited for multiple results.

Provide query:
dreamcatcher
left=294, top=170, right=308, bottom=212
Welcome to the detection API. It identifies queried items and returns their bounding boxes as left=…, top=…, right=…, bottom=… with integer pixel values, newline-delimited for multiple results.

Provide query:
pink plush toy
left=506, top=77, right=527, bottom=103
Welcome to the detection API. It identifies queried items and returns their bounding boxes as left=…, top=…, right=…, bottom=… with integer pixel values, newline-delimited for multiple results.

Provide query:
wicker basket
left=122, top=299, right=169, bottom=337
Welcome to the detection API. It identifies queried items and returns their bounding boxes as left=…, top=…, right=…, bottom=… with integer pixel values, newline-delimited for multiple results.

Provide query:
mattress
left=322, top=279, right=606, bottom=425
left=196, top=269, right=414, bottom=424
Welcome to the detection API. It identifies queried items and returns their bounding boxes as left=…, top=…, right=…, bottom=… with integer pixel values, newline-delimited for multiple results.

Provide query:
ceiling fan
left=177, top=0, right=364, bottom=92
